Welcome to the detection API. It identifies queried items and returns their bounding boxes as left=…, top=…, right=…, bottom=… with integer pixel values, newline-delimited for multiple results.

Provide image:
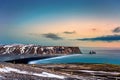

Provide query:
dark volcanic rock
left=0, top=46, right=5, bottom=53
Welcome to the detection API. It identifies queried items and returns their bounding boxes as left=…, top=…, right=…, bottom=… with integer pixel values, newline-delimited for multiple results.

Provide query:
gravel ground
left=0, top=63, right=120, bottom=80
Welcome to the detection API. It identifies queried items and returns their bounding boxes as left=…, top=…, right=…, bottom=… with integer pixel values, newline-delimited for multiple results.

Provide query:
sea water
left=29, top=47, right=120, bottom=65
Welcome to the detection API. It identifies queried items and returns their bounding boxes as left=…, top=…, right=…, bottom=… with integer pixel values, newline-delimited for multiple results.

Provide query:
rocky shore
left=0, top=63, right=120, bottom=80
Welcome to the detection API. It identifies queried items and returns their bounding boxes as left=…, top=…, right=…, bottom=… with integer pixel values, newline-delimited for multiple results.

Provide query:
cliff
left=0, top=44, right=81, bottom=55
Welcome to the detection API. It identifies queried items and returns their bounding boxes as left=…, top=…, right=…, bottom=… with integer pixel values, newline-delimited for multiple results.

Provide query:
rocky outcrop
left=0, top=44, right=81, bottom=55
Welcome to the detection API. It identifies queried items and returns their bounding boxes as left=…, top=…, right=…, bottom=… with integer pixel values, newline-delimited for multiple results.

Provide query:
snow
left=3, top=45, right=13, bottom=48
left=46, top=47, right=53, bottom=50
left=20, top=46, right=27, bottom=54
left=0, top=75, right=5, bottom=79
left=79, top=70, right=120, bottom=75
left=42, top=72, right=65, bottom=79
left=0, top=67, right=65, bottom=79
left=34, top=47, right=38, bottom=54
left=41, top=48, right=44, bottom=51
left=5, top=47, right=10, bottom=54
left=32, top=72, right=65, bottom=79
left=3, top=44, right=18, bottom=54
left=0, top=67, right=28, bottom=74
left=26, top=44, right=34, bottom=47
left=0, top=67, right=9, bottom=73
left=79, top=70, right=95, bottom=73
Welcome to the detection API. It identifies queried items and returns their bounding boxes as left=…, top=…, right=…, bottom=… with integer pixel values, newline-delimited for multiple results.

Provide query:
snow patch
left=0, top=67, right=28, bottom=74
left=42, top=72, right=65, bottom=79
left=34, top=47, right=38, bottom=54
left=79, top=70, right=120, bottom=75
left=0, top=67, right=65, bottom=79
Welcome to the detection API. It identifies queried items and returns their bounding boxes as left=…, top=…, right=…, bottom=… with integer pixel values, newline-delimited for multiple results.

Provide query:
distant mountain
left=0, top=44, right=81, bottom=55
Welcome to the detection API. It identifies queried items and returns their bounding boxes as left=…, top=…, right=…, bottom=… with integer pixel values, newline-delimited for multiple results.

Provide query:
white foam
left=29, top=54, right=81, bottom=64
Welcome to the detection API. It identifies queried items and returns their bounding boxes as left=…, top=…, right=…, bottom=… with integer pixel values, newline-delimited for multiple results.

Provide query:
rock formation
left=0, top=44, right=81, bottom=55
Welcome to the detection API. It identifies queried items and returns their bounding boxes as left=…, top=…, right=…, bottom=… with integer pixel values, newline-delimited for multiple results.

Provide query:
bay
left=29, top=47, right=120, bottom=65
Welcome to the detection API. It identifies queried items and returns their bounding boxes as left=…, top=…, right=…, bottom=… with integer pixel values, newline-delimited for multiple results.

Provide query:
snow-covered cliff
left=0, top=44, right=81, bottom=55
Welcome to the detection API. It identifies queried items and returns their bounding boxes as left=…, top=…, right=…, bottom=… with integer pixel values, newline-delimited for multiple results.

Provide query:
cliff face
left=0, top=44, right=81, bottom=55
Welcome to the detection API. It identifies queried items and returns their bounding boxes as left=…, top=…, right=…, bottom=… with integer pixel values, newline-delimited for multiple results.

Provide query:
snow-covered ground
left=0, top=64, right=120, bottom=80
left=0, top=67, right=65, bottom=79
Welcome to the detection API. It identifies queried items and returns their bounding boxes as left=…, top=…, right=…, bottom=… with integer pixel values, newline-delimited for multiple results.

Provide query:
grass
left=84, top=64, right=120, bottom=72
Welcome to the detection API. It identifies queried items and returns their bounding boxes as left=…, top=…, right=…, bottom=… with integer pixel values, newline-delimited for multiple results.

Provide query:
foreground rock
left=0, top=44, right=81, bottom=55
left=0, top=63, right=120, bottom=80
left=0, top=63, right=70, bottom=80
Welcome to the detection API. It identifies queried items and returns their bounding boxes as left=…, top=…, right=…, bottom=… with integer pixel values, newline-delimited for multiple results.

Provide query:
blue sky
left=0, top=0, right=120, bottom=47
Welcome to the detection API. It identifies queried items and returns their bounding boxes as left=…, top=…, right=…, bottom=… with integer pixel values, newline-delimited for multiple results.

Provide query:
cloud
left=42, top=33, right=63, bottom=40
left=77, top=35, right=120, bottom=42
left=112, top=27, right=120, bottom=33
left=91, top=28, right=97, bottom=31
left=29, top=33, right=40, bottom=36
left=63, top=31, right=76, bottom=34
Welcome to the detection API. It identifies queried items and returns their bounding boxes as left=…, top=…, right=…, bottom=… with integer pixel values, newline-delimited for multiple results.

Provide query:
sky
left=0, top=0, right=120, bottom=47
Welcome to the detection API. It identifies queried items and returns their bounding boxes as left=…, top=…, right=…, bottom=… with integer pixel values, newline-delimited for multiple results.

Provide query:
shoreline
left=0, top=53, right=120, bottom=80
left=0, top=54, right=67, bottom=63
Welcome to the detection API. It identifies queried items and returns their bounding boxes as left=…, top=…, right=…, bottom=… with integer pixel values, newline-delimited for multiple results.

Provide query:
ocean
left=29, top=47, right=120, bottom=65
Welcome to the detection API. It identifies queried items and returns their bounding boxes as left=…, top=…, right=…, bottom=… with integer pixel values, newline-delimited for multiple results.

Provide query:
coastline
left=0, top=45, right=120, bottom=80
left=0, top=53, right=120, bottom=80
left=0, top=54, right=65, bottom=61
